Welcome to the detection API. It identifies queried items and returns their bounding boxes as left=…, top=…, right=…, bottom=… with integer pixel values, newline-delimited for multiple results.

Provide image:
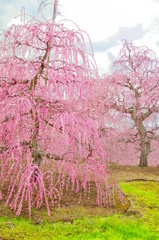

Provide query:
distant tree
left=103, top=40, right=159, bottom=167
left=0, top=1, right=115, bottom=216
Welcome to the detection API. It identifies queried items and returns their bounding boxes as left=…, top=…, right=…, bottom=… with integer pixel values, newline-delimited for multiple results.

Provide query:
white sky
left=1, top=0, right=159, bottom=75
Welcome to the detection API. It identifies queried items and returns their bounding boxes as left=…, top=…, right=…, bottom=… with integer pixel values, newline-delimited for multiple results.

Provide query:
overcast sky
left=1, top=0, right=159, bottom=75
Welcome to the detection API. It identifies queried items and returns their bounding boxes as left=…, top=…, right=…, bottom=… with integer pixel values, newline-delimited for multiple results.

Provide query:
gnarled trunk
left=134, top=118, right=151, bottom=167
left=138, top=121, right=151, bottom=167
left=139, top=141, right=150, bottom=167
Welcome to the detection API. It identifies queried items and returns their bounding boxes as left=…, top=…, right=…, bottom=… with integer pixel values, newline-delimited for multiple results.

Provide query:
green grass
left=0, top=181, right=158, bottom=239
left=120, top=181, right=159, bottom=231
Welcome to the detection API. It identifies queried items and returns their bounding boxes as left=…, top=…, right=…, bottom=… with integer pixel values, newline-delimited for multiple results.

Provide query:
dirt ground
left=109, top=162, right=159, bottom=182
left=0, top=162, right=158, bottom=222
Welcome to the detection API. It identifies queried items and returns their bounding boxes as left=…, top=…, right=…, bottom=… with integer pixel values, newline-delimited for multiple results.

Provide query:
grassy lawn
left=0, top=180, right=159, bottom=239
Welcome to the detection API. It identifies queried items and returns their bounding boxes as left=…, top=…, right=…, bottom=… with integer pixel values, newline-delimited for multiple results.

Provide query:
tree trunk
left=139, top=141, right=150, bottom=167
left=135, top=118, right=151, bottom=167
left=139, top=135, right=151, bottom=167
left=31, top=109, right=42, bottom=167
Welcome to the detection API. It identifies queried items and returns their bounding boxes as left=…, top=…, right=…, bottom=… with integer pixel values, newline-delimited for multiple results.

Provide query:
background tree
left=102, top=40, right=159, bottom=167
left=0, top=1, right=115, bottom=216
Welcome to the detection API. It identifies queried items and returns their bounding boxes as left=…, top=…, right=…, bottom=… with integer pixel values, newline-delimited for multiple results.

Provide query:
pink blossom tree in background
left=0, top=1, right=116, bottom=216
left=102, top=40, right=159, bottom=167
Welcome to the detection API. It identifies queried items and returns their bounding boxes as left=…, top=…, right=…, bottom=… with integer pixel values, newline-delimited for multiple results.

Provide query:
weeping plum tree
left=0, top=1, right=117, bottom=216
left=103, top=40, right=159, bottom=167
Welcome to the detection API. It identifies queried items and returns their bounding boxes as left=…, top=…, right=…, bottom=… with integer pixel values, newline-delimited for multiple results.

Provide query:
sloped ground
left=0, top=166, right=129, bottom=222
left=109, top=162, right=159, bottom=182
left=0, top=162, right=158, bottom=221
left=0, top=163, right=159, bottom=239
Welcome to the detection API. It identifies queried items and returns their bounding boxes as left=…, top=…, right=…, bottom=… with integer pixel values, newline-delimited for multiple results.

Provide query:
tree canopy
left=0, top=1, right=115, bottom=216
left=102, top=40, right=159, bottom=166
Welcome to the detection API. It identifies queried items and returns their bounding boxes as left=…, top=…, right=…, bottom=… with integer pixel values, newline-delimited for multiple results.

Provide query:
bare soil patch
left=0, top=162, right=158, bottom=222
